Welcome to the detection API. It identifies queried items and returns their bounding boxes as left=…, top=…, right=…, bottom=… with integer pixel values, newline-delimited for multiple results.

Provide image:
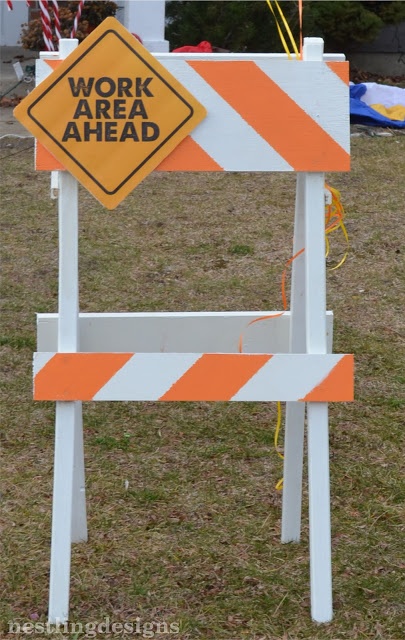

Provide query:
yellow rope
left=266, top=0, right=300, bottom=59
left=325, top=184, right=350, bottom=270
left=274, top=186, right=349, bottom=492
left=263, top=0, right=349, bottom=493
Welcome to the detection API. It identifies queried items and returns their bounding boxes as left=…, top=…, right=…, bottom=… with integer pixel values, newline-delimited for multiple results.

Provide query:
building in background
left=1, top=1, right=403, bottom=76
left=0, top=0, right=168, bottom=52
left=350, top=21, right=405, bottom=76
left=120, top=0, right=168, bottom=51
left=0, top=0, right=28, bottom=46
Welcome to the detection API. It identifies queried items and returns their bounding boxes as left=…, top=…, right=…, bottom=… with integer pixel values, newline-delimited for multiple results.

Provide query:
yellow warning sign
left=14, top=18, right=207, bottom=209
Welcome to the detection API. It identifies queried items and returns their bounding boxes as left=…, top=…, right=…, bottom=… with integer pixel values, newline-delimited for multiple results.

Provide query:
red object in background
left=132, top=33, right=143, bottom=44
left=172, top=40, right=213, bottom=53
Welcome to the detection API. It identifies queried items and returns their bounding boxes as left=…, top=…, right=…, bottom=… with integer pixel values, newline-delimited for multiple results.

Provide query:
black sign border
left=27, top=29, right=196, bottom=196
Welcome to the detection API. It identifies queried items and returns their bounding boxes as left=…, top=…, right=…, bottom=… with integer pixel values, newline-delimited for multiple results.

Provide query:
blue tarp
left=350, top=84, right=405, bottom=128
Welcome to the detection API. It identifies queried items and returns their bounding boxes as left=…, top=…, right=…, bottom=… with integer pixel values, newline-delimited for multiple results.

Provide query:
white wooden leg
left=71, top=401, right=87, bottom=543
left=307, top=402, right=333, bottom=622
left=48, top=402, right=76, bottom=623
left=304, top=170, right=333, bottom=623
left=282, top=403, right=305, bottom=542
left=281, top=173, right=306, bottom=543
left=48, top=116, right=80, bottom=624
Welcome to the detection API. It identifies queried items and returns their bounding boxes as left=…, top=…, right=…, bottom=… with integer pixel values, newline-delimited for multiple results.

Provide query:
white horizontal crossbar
left=37, top=311, right=333, bottom=354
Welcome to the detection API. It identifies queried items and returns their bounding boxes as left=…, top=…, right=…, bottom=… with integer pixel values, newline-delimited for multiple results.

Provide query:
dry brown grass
left=1, top=133, right=404, bottom=639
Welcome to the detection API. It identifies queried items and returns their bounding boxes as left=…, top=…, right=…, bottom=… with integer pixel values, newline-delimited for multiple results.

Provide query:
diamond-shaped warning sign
left=14, top=18, right=207, bottom=209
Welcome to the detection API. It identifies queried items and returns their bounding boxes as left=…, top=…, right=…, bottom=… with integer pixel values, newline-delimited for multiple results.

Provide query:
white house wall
left=0, top=1, right=29, bottom=46
left=0, top=1, right=168, bottom=49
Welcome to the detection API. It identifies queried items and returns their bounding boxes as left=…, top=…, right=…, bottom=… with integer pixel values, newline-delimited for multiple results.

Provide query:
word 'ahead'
left=63, top=76, right=160, bottom=143
left=14, top=18, right=206, bottom=209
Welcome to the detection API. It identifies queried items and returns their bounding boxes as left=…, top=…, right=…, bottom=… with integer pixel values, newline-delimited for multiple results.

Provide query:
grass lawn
left=0, top=133, right=404, bottom=639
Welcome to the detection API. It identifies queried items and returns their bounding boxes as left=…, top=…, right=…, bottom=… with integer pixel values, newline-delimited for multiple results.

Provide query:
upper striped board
left=157, top=56, right=350, bottom=173
left=35, top=54, right=350, bottom=174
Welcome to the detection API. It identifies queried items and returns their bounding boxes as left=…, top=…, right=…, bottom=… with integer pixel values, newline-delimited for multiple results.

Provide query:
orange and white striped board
left=33, top=352, right=354, bottom=402
left=34, top=54, right=350, bottom=174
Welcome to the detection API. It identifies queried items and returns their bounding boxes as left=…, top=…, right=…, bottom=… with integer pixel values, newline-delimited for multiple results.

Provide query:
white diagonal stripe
left=232, top=354, right=344, bottom=401
left=33, top=352, right=56, bottom=375
left=93, top=353, right=200, bottom=401
left=255, top=60, right=350, bottom=153
left=161, top=59, right=293, bottom=171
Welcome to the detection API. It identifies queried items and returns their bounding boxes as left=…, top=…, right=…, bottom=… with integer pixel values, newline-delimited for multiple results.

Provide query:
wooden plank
left=37, top=311, right=334, bottom=354
left=33, top=352, right=353, bottom=402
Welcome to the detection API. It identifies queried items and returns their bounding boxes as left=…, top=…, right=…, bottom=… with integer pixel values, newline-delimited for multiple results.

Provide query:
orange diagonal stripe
left=36, top=141, right=66, bottom=171
left=45, top=60, right=63, bottom=70
left=160, top=354, right=271, bottom=401
left=188, top=61, right=350, bottom=172
left=326, top=61, right=349, bottom=86
left=156, top=135, right=223, bottom=171
left=34, top=353, right=133, bottom=401
left=300, top=355, right=354, bottom=402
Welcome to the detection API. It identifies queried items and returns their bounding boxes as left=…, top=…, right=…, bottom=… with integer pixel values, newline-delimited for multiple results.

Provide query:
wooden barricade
left=17, top=27, right=353, bottom=625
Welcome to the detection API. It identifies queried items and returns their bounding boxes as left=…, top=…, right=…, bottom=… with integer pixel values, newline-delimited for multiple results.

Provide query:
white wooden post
left=121, top=0, right=169, bottom=52
left=71, top=400, right=87, bottom=544
left=281, top=173, right=306, bottom=542
left=0, top=0, right=29, bottom=46
left=48, top=37, right=87, bottom=625
left=302, top=37, right=333, bottom=623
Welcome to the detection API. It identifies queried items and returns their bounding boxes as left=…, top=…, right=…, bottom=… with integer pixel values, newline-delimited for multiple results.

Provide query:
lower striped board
left=33, top=352, right=354, bottom=402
